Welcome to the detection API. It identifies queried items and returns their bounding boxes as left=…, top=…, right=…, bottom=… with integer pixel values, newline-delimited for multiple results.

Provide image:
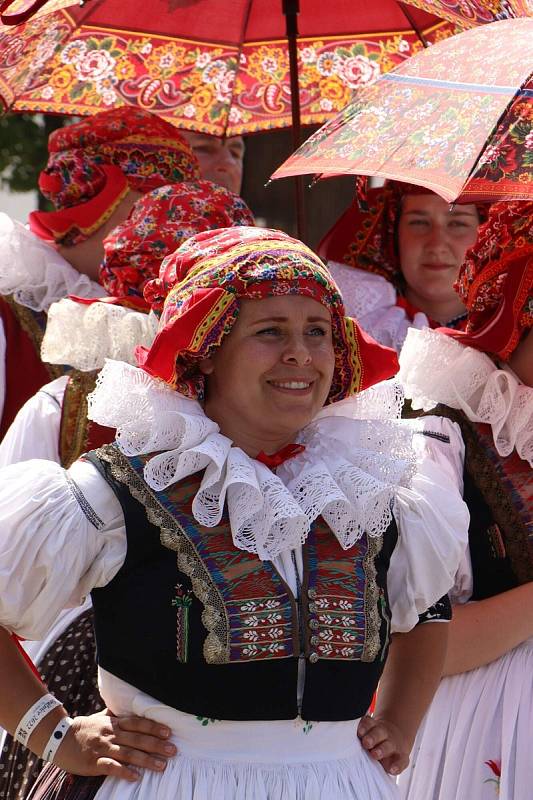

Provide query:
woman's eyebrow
left=250, top=316, right=331, bottom=324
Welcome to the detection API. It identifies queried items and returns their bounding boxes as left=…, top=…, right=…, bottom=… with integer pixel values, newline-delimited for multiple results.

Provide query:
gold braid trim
left=404, top=401, right=533, bottom=585
left=95, top=445, right=230, bottom=664
left=59, top=370, right=98, bottom=469
left=4, top=295, right=64, bottom=381
left=361, top=533, right=384, bottom=663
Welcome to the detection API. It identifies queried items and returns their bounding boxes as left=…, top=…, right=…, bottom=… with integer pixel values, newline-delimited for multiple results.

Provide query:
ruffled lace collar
left=400, top=327, right=533, bottom=466
left=88, top=361, right=416, bottom=560
left=328, top=262, right=429, bottom=353
left=42, top=298, right=158, bottom=370
left=0, top=213, right=105, bottom=312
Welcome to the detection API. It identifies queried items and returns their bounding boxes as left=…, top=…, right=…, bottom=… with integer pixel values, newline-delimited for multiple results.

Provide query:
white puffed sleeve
left=0, top=457, right=126, bottom=640
left=388, top=416, right=470, bottom=632
left=0, top=317, right=6, bottom=425
left=0, top=376, right=67, bottom=467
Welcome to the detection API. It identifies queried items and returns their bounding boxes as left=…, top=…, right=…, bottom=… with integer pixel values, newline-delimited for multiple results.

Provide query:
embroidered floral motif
left=484, top=759, right=501, bottom=794
left=0, top=13, right=457, bottom=136
left=98, top=446, right=299, bottom=665
left=171, top=583, right=193, bottom=663
left=196, top=716, right=219, bottom=726
left=305, top=524, right=384, bottom=662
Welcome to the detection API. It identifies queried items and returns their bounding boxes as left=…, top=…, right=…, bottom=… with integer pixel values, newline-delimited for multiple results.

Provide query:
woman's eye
left=256, top=327, right=280, bottom=336
left=307, top=327, right=327, bottom=337
left=409, top=219, right=429, bottom=227
left=449, top=220, right=468, bottom=228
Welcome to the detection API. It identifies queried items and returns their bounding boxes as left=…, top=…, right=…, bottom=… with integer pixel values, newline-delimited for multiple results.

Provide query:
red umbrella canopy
left=272, top=18, right=533, bottom=203
left=398, top=0, right=531, bottom=27
left=0, top=0, right=459, bottom=134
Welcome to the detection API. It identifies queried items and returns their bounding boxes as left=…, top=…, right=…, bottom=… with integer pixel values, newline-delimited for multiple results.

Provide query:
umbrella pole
left=282, top=0, right=307, bottom=242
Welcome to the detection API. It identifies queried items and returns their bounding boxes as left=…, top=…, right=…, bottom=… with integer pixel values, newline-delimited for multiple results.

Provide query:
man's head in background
left=181, top=131, right=244, bottom=195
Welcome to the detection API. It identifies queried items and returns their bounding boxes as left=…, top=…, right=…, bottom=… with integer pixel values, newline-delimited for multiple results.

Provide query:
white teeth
left=270, top=381, right=311, bottom=389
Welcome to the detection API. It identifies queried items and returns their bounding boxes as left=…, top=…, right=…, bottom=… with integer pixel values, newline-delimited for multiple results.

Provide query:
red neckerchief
left=256, top=443, right=305, bottom=469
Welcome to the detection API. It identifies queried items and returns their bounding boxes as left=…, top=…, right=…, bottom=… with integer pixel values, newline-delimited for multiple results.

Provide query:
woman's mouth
left=267, top=379, right=314, bottom=392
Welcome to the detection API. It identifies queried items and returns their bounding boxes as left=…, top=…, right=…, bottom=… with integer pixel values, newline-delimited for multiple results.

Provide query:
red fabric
left=29, top=165, right=129, bottom=245
left=99, top=180, right=254, bottom=302
left=35, top=107, right=200, bottom=246
left=445, top=201, right=533, bottom=359
left=0, top=297, right=54, bottom=439
left=256, top=443, right=306, bottom=468
left=137, top=226, right=398, bottom=402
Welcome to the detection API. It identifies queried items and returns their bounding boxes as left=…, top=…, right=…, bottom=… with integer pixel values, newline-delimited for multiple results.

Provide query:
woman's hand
left=53, top=710, right=178, bottom=782
left=357, top=714, right=410, bottom=776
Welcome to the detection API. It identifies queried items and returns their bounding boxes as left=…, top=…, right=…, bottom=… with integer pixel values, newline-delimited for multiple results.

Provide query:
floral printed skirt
left=30, top=668, right=398, bottom=800
left=398, top=636, right=533, bottom=800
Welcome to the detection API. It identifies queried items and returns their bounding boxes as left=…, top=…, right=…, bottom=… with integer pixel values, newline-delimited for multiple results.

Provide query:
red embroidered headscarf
left=29, top=107, right=200, bottom=247
left=318, top=180, right=490, bottom=290
left=445, top=200, right=533, bottom=360
left=137, top=226, right=399, bottom=402
left=99, top=180, right=255, bottom=304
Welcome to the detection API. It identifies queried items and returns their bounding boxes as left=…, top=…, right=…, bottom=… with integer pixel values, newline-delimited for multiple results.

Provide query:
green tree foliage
left=0, top=113, right=48, bottom=193
left=0, top=113, right=66, bottom=210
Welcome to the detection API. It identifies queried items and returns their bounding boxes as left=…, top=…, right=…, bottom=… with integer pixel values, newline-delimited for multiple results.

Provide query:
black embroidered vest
left=404, top=403, right=533, bottom=600
left=88, top=445, right=398, bottom=722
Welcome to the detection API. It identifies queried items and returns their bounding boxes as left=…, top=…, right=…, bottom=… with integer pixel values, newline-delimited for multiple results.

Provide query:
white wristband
left=42, top=716, right=74, bottom=763
left=15, top=694, right=62, bottom=746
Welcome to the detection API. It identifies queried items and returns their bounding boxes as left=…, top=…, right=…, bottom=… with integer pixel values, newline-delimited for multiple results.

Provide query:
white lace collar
left=0, top=213, right=105, bottom=312
left=88, top=360, right=416, bottom=560
left=400, top=327, right=533, bottom=466
left=328, top=262, right=430, bottom=353
left=42, top=298, right=158, bottom=370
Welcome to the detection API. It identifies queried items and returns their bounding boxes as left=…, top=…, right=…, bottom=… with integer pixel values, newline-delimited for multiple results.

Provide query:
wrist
left=26, top=705, right=70, bottom=757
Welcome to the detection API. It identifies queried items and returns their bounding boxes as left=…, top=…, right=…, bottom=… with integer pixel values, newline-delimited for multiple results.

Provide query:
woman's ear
left=198, top=357, right=215, bottom=375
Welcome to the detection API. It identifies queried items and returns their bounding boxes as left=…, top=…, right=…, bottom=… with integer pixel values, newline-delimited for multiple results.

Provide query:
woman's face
left=201, top=294, right=335, bottom=454
left=398, top=194, right=480, bottom=315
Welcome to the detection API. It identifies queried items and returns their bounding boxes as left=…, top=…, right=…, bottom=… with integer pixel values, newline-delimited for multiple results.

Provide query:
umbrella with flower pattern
left=272, top=18, right=533, bottom=203
left=404, top=0, right=531, bottom=28
left=0, top=0, right=461, bottom=135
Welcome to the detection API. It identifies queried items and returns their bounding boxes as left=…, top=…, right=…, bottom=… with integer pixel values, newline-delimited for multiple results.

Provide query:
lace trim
left=65, top=474, right=104, bottom=530
left=42, top=299, right=158, bottom=370
left=400, top=327, right=533, bottom=466
left=361, top=533, right=383, bottom=662
left=88, top=361, right=416, bottom=560
left=327, top=262, right=429, bottom=353
left=95, top=445, right=229, bottom=664
left=0, top=214, right=104, bottom=312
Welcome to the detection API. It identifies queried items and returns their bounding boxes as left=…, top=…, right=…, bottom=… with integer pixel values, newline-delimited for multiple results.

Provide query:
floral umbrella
left=272, top=17, right=533, bottom=203
left=0, top=0, right=460, bottom=136
left=402, top=0, right=531, bottom=27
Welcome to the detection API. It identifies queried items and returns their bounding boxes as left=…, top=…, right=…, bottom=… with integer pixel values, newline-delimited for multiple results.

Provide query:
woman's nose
left=282, top=335, right=312, bottom=365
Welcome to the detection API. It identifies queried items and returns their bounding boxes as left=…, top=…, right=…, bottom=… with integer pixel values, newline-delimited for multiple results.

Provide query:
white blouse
left=0, top=413, right=468, bottom=642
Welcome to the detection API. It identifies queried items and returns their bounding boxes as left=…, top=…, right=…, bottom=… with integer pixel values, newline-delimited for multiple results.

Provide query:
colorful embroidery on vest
left=95, top=446, right=298, bottom=666
left=304, top=523, right=384, bottom=662
left=171, top=584, right=192, bottom=663
left=471, top=420, right=533, bottom=583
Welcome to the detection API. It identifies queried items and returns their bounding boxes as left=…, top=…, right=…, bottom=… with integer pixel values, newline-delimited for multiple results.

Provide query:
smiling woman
left=320, top=181, right=488, bottom=353
left=0, top=227, right=470, bottom=800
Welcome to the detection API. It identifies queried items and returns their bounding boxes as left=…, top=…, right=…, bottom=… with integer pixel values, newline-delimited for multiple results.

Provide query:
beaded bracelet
left=42, top=716, right=74, bottom=763
left=15, top=694, right=62, bottom=747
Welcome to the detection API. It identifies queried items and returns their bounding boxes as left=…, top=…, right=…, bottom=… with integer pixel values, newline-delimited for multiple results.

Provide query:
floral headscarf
left=29, top=107, right=200, bottom=246
left=100, top=181, right=255, bottom=302
left=318, top=180, right=490, bottom=290
left=137, top=226, right=399, bottom=402
left=446, top=200, right=533, bottom=360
